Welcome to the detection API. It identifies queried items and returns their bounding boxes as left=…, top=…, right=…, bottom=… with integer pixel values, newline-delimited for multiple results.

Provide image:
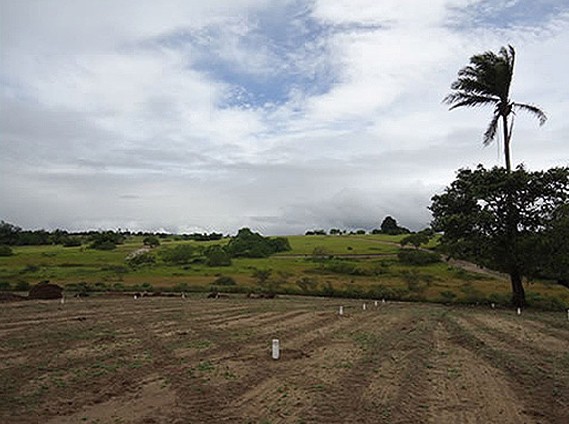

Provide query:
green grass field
left=1, top=234, right=567, bottom=309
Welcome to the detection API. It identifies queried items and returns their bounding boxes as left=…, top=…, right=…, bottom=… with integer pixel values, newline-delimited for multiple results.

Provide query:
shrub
left=112, top=282, right=126, bottom=291
left=400, top=233, right=430, bottom=249
left=20, top=264, right=40, bottom=274
left=159, top=244, right=196, bottom=264
left=175, top=282, right=190, bottom=291
left=143, top=236, right=160, bottom=248
left=488, top=292, right=510, bottom=306
left=205, top=246, right=232, bottom=267
left=0, top=245, right=14, bottom=256
left=526, top=292, right=569, bottom=311
left=0, top=281, right=11, bottom=291
left=367, top=284, right=409, bottom=301
left=226, top=228, right=291, bottom=258
left=62, top=237, right=82, bottom=247
left=213, top=275, right=237, bottom=286
left=90, top=240, right=116, bottom=250
left=397, top=249, right=440, bottom=265
left=312, top=246, right=332, bottom=261
left=296, top=277, right=319, bottom=293
left=440, top=290, right=457, bottom=302
left=126, top=252, right=156, bottom=268
left=14, top=281, right=30, bottom=291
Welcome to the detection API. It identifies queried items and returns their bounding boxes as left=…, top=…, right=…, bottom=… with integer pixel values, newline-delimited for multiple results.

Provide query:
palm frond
left=443, top=93, right=499, bottom=109
left=483, top=113, right=500, bottom=146
left=512, top=102, right=547, bottom=125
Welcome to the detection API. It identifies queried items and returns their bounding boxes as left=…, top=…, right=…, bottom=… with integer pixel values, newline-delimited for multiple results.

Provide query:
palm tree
left=444, top=45, right=547, bottom=171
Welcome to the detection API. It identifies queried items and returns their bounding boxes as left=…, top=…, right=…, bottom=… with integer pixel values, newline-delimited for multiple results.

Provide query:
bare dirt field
left=1, top=295, right=568, bottom=423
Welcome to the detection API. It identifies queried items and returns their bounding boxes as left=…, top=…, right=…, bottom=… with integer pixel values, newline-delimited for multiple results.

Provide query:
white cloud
left=1, top=0, right=568, bottom=234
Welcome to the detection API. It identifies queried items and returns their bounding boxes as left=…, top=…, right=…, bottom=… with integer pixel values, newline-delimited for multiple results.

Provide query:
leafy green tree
left=379, top=216, right=410, bottom=235
left=226, top=228, right=290, bottom=258
left=0, top=245, right=14, bottom=256
left=444, top=45, right=546, bottom=171
left=89, top=231, right=124, bottom=250
left=143, top=236, right=160, bottom=248
left=126, top=252, right=156, bottom=268
left=532, top=204, right=569, bottom=287
left=0, top=221, right=21, bottom=245
left=159, top=244, right=196, bottom=264
left=430, top=165, right=569, bottom=307
left=400, top=233, right=430, bottom=249
left=204, top=245, right=232, bottom=267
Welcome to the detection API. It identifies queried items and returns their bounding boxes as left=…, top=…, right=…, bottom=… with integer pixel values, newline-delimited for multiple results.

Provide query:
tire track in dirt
left=467, top=311, right=569, bottom=354
left=444, top=314, right=569, bottom=423
left=425, top=322, right=536, bottom=423
left=297, top=307, right=438, bottom=424
left=196, top=308, right=380, bottom=422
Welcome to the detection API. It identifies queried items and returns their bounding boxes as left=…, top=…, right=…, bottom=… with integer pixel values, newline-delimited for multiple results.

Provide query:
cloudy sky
left=1, top=0, right=568, bottom=235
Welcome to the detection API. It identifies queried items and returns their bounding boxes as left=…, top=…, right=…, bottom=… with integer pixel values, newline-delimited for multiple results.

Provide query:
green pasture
left=281, top=234, right=400, bottom=255
left=0, top=235, right=567, bottom=309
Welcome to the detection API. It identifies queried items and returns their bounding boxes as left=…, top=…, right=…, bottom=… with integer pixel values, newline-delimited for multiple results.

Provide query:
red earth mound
left=28, top=281, right=63, bottom=300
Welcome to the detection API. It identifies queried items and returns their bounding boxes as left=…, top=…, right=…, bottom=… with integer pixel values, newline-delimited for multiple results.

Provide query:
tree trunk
left=502, top=114, right=511, bottom=172
left=510, top=269, right=525, bottom=307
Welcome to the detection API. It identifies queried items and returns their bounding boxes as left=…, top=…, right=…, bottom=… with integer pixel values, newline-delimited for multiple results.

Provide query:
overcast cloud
left=1, top=0, right=568, bottom=235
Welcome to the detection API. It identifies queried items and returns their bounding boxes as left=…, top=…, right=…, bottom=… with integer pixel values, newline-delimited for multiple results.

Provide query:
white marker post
left=382, top=298, right=386, bottom=304
left=60, top=295, right=65, bottom=305
left=567, top=309, right=569, bottom=321
left=339, top=306, right=344, bottom=316
left=491, top=303, right=495, bottom=309
left=517, top=307, right=521, bottom=316
left=181, top=292, right=186, bottom=299
left=272, top=339, right=280, bottom=360
left=374, top=300, right=378, bottom=307
left=362, top=303, right=367, bottom=311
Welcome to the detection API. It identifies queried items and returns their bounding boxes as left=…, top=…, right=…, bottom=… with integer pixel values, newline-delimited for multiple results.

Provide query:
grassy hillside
left=0, top=234, right=567, bottom=309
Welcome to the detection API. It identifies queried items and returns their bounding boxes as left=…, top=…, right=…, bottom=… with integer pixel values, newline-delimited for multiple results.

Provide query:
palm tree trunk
left=502, top=114, right=511, bottom=172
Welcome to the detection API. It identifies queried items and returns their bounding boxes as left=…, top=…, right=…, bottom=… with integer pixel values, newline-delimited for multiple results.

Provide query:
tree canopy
left=225, top=228, right=291, bottom=258
left=430, top=165, right=569, bottom=306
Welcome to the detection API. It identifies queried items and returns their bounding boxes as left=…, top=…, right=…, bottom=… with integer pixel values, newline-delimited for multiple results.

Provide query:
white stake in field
left=272, top=339, right=280, bottom=360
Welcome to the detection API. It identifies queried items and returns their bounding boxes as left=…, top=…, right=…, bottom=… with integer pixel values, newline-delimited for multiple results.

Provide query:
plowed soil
left=1, top=296, right=567, bottom=423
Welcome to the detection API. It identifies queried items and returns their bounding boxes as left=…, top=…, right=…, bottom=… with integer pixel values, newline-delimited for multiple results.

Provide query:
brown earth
left=28, top=282, right=63, bottom=300
left=0, top=296, right=567, bottom=423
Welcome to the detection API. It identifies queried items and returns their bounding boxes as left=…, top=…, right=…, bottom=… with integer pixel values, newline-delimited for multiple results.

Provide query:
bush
left=159, top=244, right=196, bottom=264
left=312, top=246, right=332, bottom=261
left=90, top=240, right=116, bottom=250
left=126, top=252, right=156, bottom=268
left=296, top=277, right=319, bottom=293
left=205, top=246, right=232, bottom=267
left=226, top=228, right=291, bottom=258
left=213, top=275, right=237, bottom=286
left=143, top=236, right=160, bottom=248
left=62, top=237, right=82, bottom=247
left=0, top=245, right=14, bottom=256
left=488, top=292, right=510, bottom=306
left=397, top=249, right=440, bottom=265
left=526, top=292, right=569, bottom=311
left=14, top=281, right=30, bottom=291
left=112, top=282, right=126, bottom=291
left=0, top=281, right=11, bottom=291
left=439, top=290, right=457, bottom=302
left=174, top=282, right=189, bottom=292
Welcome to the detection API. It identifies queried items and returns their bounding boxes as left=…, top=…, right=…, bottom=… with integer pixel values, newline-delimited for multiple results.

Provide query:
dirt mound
left=0, top=293, right=27, bottom=302
left=28, top=281, right=63, bottom=299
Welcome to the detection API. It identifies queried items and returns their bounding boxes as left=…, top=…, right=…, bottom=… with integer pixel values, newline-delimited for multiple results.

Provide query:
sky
left=1, top=0, right=568, bottom=235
